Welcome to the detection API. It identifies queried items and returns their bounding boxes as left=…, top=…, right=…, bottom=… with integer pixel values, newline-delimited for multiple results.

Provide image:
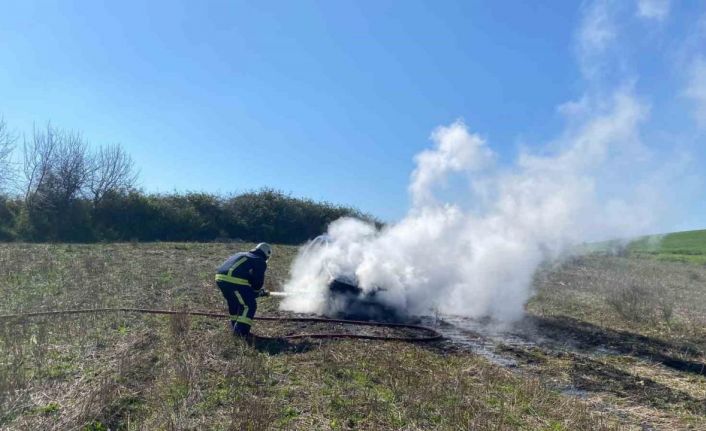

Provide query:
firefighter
left=215, top=242, right=271, bottom=339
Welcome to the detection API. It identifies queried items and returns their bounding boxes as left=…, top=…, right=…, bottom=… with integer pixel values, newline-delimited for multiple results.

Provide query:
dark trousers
left=217, top=281, right=257, bottom=336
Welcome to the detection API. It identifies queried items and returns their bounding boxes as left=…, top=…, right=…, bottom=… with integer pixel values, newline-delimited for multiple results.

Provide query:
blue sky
left=1, top=0, right=704, bottom=227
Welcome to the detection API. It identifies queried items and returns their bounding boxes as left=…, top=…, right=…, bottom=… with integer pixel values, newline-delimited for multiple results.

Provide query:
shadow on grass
left=251, top=336, right=316, bottom=355
left=532, top=315, right=706, bottom=376
left=570, top=354, right=706, bottom=416
left=504, top=343, right=706, bottom=416
left=492, top=322, right=706, bottom=417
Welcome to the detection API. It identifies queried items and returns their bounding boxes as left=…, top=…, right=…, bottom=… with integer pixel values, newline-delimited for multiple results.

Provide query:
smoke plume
left=282, top=89, right=675, bottom=321
left=281, top=0, right=702, bottom=321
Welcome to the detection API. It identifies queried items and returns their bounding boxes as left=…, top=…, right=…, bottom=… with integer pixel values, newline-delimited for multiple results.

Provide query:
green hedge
left=0, top=189, right=375, bottom=244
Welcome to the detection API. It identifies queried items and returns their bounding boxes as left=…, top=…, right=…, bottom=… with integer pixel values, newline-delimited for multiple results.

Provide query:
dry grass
left=524, top=255, right=706, bottom=429
left=530, top=255, right=706, bottom=347
left=1, top=243, right=702, bottom=429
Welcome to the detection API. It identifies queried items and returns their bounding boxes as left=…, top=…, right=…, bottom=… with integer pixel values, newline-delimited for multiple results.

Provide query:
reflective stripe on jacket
left=215, top=251, right=267, bottom=290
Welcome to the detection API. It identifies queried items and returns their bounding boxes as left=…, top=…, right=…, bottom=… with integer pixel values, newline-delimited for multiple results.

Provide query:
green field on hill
left=628, top=229, right=706, bottom=260
left=582, top=229, right=706, bottom=264
left=627, top=229, right=706, bottom=263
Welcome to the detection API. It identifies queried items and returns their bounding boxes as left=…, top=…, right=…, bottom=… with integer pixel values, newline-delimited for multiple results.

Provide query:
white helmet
left=253, top=242, right=272, bottom=259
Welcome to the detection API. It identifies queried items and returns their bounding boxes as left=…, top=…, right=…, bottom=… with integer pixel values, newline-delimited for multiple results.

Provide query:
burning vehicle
left=304, top=235, right=404, bottom=322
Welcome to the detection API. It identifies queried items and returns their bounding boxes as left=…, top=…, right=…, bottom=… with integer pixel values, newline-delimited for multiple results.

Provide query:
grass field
left=0, top=239, right=704, bottom=430
left=584, top=229, right=706, bottom=264
left=627, top=229, right=706, bottom=264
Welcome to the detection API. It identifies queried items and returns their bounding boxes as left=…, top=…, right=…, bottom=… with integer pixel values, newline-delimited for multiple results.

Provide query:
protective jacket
left=215, top=250, right=267, bottom=291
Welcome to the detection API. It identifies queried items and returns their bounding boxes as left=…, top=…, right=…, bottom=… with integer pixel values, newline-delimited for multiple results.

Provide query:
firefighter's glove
left=258, top=289, right=271, bottom=298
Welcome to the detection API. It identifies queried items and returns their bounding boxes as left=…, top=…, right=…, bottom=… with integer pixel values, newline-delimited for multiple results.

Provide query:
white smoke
left=280, top=1, right=701, bottom=322
left=282, top=88, right=672, bottom=321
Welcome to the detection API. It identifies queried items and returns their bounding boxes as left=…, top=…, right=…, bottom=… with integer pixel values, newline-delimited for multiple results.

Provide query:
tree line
left=0, top=119, right=374, bottom=244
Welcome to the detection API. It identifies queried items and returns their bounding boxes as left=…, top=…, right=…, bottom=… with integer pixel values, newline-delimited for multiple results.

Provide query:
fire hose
left=0, top=308, right=443, bottom=342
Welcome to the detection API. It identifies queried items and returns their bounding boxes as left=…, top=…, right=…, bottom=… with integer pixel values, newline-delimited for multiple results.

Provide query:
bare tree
left=23, top=124, right=59, bottom=205
left=23, top=124, right=92, bottom=207
left=51, top=130, right=91, bottom=203
left=88, top=144, right=138, bottom=205
left=24, top=124, right=138, bottom=209
left=0, top=117, right=17, bottom=192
